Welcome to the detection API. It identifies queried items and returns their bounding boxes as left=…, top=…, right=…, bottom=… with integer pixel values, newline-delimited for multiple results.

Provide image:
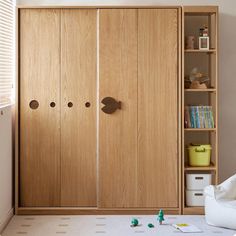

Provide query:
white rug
left=2, top=215, right=236, bottom=236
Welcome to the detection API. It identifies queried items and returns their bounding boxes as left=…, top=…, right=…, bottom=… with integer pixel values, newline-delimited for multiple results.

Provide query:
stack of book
left=184, top=106, right=215, bottom=128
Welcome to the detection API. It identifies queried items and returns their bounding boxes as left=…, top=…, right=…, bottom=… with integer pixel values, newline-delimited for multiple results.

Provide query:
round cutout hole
left=50, top=102, right=56, bottom=108
left=29, top=100, right=39, bottom=110
left=85, top=102, right=91, bottom=108
left=68, top=102, right=73, bottom=108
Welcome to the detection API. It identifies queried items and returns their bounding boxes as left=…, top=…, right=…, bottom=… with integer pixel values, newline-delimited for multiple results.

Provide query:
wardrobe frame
left=14, top=5, right=184, bottom=215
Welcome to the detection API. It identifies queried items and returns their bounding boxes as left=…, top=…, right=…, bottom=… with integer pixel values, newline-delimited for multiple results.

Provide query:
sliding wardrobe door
left=20, top=9, right=61, bottom=206
left=137, top=9, right=179, bottom=207
left=61, top=9, right=97, bottom=206
left=99, top=9, right=138, bottom=207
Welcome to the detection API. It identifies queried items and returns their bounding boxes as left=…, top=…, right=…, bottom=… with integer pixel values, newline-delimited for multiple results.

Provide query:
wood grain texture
left=61, top=9, right=97, bottom=206
left=20, top=9, right=61, bottom=206
left=184, top=6, right=218, bottom=14
left=99, top=9, right=138, bottom=208
left=17, top=207, right=180, bottom=215
left=137, top=9, right=179, bottom=207
left=17, top=6, right=182, bottom=9
left=183, top=206, right=204, bottom=215
left=177, top=7, right=182, bottom=213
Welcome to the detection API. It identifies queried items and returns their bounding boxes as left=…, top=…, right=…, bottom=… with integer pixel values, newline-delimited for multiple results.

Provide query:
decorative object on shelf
left=199, top=25, right=209, bottom=50
left=190, top=81, right=207, bottom=89
left=199, top=37, right=209, bottom=50
left=184, top=105, right=214, bottom=129
left=157, top=209, right=165, bottom=225
left=130, top=218, right=139, bottom=227
left=185, top=36, right=195, bottom=49
left=184, top=68, right=209, bottom=89
left=199, top=25, right=208, bottom=37
left=188, top=144, right=211, bottom=167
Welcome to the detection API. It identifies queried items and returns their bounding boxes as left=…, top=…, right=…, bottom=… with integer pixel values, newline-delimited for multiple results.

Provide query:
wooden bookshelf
left=182, top=6, right=218, bottom=215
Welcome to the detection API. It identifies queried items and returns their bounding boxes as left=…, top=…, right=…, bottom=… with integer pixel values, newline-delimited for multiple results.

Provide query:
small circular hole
left=85, top=102, right=91, bottom=108
left=29, top=100, right=39, bottom=110
left=68, top=102, right=73, bottom=108
left=50, top=102, right=56, bottom=108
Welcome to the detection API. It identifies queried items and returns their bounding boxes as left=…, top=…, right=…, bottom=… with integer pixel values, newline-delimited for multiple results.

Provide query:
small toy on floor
left=130, top=218, right=139, bottom=227
left=148, top=223, right=154, bottom=228
left=157, top=209, right=165, bottom=225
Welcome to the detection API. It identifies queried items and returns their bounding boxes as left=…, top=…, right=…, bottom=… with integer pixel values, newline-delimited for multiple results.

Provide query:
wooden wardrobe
left=17, top=7, right=181, bottom=214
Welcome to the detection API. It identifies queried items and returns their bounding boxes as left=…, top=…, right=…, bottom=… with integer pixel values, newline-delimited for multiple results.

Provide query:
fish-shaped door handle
left=101, top=97, right=121, bottom=114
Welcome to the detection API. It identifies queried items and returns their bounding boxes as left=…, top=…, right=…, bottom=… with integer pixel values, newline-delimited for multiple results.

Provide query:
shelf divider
left=185, top=49, right=216, bottom=53
left=185, top=163, right=216, bottom=171
left=184, top=88, right=216, bottom=92
left=184, top=128, right=216, bottom=132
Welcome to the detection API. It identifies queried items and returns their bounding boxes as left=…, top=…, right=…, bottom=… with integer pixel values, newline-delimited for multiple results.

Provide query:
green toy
left=157, top=209, right=165, bottom=225
left=148, top=223, right=154, bottom=228
left=131, top=218, right=139, bottom=227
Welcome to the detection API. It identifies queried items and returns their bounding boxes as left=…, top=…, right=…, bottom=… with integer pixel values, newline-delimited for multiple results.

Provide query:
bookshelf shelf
left=185, top=88, right=216, bottom=92
left=182, top=6, right=218, bottom=215
left=184, top=128, right=216, bottom=132
left=184, top=49, right=216, bottom=53
left=185, top=163, right=216, bottom=171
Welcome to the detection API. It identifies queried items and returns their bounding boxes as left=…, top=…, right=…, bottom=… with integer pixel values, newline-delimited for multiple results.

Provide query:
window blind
left=0, top=0, right=14, bottom=107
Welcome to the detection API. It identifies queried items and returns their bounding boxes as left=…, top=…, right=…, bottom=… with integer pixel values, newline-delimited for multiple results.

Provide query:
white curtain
left=0, top=0, right=14, bottom=107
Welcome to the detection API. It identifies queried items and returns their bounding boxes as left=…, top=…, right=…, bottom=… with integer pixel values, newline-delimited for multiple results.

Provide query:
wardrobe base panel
left=16, top=207, right=180, bottom=215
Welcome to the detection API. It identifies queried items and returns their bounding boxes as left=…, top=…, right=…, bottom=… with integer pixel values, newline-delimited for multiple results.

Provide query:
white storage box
left=186, top=173, right=211, bottom=190
left=186, top=190, right=204, bottom=206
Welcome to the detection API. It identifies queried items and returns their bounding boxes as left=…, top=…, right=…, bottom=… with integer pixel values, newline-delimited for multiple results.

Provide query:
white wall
left=0, top=106, right=13, bottom=232
left=16, top=0, right=236, bottom=182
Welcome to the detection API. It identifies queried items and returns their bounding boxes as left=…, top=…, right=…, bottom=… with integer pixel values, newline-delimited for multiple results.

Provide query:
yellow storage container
left=188, top=144, right=211, bottom=166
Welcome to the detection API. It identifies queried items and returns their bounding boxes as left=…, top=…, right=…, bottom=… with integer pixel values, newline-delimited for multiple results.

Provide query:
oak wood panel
left=61, top=9, right=97, bottom=206
left=177, top=8, right=182, bottom=213
left=184, top=6, right=218, bottom=14
left=20, top=9, right=60, bottom=206
left=137, top=9, right=179, bottom=207
left=17, top=6, right=181, bottom=9
left=183, top=207, right=204, bottom=215
left=17, top=207, right=180, bottom=215
left=99, top=9, right=138, bottom=208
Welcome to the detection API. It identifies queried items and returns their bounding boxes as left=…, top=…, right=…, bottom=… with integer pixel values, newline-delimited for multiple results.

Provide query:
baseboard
left=0, top=208, right=14, bottom=234
left=17, top=207, right=180, bottom=215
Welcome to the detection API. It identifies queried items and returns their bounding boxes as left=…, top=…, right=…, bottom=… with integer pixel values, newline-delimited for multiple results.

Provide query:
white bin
left=186, top=173, right=211, bottom=190
left=186, top=190, right=204, bottom=206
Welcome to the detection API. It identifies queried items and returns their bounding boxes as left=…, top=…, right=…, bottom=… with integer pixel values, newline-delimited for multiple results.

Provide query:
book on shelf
left=184, top=105, right=214, bottom=128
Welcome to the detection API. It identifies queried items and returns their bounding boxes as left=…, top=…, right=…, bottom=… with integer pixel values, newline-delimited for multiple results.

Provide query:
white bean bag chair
left=204, top=174, right=236, bottom=230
